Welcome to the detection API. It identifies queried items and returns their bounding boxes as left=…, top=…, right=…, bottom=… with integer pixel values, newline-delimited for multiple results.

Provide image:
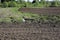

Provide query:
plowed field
left=0, top=7, right=60, bottom=40
left=19, top=7, right=60, bottom=15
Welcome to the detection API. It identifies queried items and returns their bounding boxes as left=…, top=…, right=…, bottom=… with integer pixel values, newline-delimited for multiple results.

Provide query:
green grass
left=0, top=7, right=40, bottom=23
left=1, top=7, right=60, bottom=23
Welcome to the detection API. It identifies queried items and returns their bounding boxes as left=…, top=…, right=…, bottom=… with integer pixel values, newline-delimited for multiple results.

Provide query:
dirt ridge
left=19, top=7, right=60, bottom=15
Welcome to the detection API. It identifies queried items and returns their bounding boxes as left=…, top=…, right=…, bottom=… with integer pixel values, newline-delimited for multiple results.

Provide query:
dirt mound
left=19, top=7, right=60, bottom=15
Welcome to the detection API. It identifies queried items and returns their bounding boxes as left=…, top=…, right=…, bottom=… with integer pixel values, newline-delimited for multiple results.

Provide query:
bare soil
left=19, top=7, right=60, bottom=15
left=0, top=22, right=60, bottom=40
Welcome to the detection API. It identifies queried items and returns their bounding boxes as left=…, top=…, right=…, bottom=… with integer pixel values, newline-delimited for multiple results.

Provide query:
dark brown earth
left=0, top=22, right=60, bottom=40
left=0, top=7, right=60, bottom=40
left=19, top=7, right=60, bottom=15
